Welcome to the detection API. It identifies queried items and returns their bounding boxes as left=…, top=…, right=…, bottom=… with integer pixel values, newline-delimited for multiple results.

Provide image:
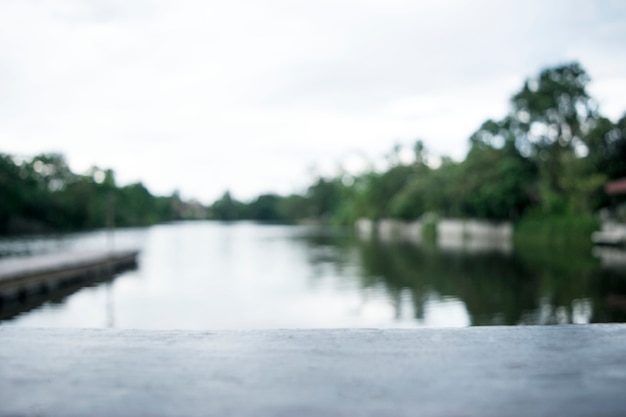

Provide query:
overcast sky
left=1, top=0, right=626, bottom=203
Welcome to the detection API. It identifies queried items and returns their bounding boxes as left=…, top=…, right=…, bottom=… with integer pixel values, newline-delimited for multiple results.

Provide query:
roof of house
left=606, top=177, right=626, bottom=196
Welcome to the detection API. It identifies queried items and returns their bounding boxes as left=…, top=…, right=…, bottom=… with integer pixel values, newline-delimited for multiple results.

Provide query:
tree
left=211, top=191, right=242, bottom=221
left=586, top=114, right=626, bottom=180
left=510, top=62, right=596, bottom=208
left=0, top=152, right=187, bottom=234
left=247, top=194, right=282, bottom=222
left=461, top=118, right=537, bottom=219
left=306, top=178, right=344, bottom=220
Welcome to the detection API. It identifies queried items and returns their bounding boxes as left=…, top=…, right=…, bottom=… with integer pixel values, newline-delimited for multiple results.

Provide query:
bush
left=514, top=213, right=599, bottom=247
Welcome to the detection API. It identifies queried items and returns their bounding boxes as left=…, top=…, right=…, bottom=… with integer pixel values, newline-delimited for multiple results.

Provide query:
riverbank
left=1, top=325, right=625, bottom=416
left=355, top=215, right=606, bottom=250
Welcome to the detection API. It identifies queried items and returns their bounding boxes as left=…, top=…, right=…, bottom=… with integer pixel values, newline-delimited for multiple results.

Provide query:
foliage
left=207, top=62, right=623, bottom=229
left=514, top=212, right=599, bottom=247
left=0, top=153, right=192, bottom=235
left=3, top=62, right=625, bottom=234
left=211, top=191, right=245, bottom=221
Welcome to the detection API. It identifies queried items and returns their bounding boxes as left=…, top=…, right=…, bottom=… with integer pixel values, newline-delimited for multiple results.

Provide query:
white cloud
left=1, top=0, right=625, bottom=202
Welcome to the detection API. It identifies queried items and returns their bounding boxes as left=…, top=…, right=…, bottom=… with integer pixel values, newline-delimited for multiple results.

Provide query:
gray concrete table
left=1, top=325, right=626, bottom=416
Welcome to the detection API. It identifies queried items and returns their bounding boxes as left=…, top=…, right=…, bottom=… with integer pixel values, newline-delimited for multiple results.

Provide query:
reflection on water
left=1, top=221, right=625, bottom=329
left=0, top=271, right=121, bottom=323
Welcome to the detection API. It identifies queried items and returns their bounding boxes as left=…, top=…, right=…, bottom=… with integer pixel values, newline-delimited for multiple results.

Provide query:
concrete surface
left=1, top=325, right=626, bottom=416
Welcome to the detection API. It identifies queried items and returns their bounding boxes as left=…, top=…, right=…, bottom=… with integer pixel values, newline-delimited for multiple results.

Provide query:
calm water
left=1, top=221, right=625, bottom=329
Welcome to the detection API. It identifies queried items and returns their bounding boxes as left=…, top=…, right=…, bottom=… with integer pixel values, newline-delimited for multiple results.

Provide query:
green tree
left=247, top=194, right=282, bottom=222
left=0, top=153, right=187, bottom=234
left=586, top=114, right=626, bottom=180
left=363, top=162, right=418, bottom=220
left=211, top=191, right=243, bottom=221
left=387, top=141, right=431, bottom=220
left=276, top=194, right=309, bottom=223
left=306, top=178, right=345, bottom=221
left=460, top=118, right=537, bottom=219
left=510, top=62, right=596, bottom=213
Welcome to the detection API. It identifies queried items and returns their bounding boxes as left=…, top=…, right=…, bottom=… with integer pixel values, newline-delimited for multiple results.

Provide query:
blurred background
left=1, top=0, right=626, bottom=329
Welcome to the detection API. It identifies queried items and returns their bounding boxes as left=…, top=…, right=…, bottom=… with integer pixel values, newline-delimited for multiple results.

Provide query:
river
left=1, top=221, right=625, bottom=329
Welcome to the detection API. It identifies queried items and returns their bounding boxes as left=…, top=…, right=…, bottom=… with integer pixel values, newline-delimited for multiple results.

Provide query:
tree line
left=211, top=62, right=626, bottom=227
left=0, top=153, right=204, bottom=235
left=2, top=62, right=625, bottom=235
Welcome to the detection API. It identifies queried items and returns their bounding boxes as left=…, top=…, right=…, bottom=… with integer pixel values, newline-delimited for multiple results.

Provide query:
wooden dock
left=0, top=250, right=139, bottom=304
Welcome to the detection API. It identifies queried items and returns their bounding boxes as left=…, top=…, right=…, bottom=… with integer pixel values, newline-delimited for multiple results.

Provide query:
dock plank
left=0, top=250, right=139, bottom=300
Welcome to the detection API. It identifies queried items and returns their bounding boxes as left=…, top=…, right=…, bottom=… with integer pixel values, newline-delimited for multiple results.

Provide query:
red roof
left=606, top=178, right=626, bottom=196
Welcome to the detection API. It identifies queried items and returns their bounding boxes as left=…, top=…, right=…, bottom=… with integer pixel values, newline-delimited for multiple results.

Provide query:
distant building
left=606, top=178, right=626, bottom=196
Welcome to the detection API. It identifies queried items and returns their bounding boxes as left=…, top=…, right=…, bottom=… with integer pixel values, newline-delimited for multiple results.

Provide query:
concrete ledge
left=1, top=325, right=626, bottom=416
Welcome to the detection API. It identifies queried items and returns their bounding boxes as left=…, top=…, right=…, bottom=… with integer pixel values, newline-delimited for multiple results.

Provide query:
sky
left=1, top=0, right=626, bottom=203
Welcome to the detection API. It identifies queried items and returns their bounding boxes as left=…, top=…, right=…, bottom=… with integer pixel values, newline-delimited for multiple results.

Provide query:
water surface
left=1, top=221, right=625, bottom=329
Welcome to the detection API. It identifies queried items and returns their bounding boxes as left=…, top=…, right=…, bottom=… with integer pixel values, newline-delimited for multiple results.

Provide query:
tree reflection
left=355, top=239, right=543, bottom=325
left=300, top=228, right=626, bottom=326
